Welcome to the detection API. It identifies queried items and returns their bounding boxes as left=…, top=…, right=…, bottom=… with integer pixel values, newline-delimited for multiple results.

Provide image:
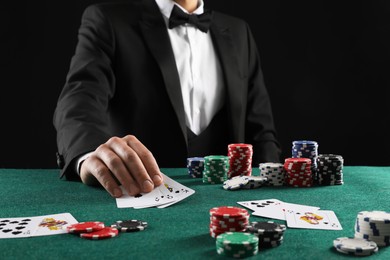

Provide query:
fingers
left=80, top=156, right=123, bottom=198
left=124, top=135, right=163, bottom=186
left=79, top=135, right=162, bottom=198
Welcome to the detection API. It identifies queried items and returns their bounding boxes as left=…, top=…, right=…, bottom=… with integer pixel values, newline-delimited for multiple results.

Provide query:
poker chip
left=222, top=175, right=267, bottom=190
left=203, top=155, right=229, bottom=184
left=244, top=221, right=286, bottom=249
left=216, top=232, right=259, bottom=258
left=284, top=158, right=313, bottom=187
left=355, top=211, right=390, bottom=247
left=111, top=220, right=148, bottom=232
left=66, top=221, right=105, bottom=233
left=222, top=176, right=249, bottom=190
left=291, top=140, right=319, bottom=183
left=187, top=157, right=204, bottom=178
left=210, top=206, right=249, bottom=218
left=316, top=154, right=344, bottom=186
left=333, top=237, right=378, bottom=255
left=227, top=143, right=253, bottom=178
left=209, top=206, right=249, bottom=238
left=80, top=227, right=118, bottom=240
left=259, top=162, right=285, bottom=186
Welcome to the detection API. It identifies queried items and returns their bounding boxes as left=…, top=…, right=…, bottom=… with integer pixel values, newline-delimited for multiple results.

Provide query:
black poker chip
left=245, top=221, right=286, bottom=235
left=111, top=220, right=148, bottom=232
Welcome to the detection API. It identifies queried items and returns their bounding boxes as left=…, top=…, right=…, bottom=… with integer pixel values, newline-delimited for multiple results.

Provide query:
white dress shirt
left=156, top=0, right=225, bottom=135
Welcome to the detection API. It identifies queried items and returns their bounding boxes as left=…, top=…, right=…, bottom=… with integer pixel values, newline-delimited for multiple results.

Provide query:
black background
left=1, top=0, right=389, bottom=169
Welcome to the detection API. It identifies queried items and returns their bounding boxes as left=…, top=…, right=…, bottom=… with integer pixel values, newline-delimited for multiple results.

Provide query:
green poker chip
left=216, top=232, right=259, bottom=257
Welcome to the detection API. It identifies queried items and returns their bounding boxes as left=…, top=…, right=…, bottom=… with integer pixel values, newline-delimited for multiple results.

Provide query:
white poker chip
left=357, top=211, right=390, bottom=224
left=333, top=237, right=378, bottom=254
left=242, top=176, right=268, bottom=189
left=222, top=176, right=249, bottom=190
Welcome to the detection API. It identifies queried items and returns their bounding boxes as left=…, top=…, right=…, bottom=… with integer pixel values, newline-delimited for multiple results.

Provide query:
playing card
left=0, top=217, right=39, bottom=239
left=237, top=199, right=320, bottom=220
left=285, top=209, right=342, bottom=230
left=33, top=213, right=78, bottom=236
left=115, top=173, right=194, bottom=209
left=116, top=185, right=173, bottom=208
left=0, top=213, right=78, bottom=239
left=156, top=173, right=195, bottom=208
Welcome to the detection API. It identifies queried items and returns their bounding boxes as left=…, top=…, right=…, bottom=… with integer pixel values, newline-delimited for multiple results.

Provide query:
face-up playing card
left=33, top=213, right=78, bottom=236
left=116, top=173, right=194, bottom=209
left=116, top=185, right=174, bottom=209
left=156, top=173, right=195, bottom=209
left=237, top=199, right=320, bottom=220
left=285, top=209, right=342, bottom=230
left=0, top=213, right=78, bottom=239
left=0, top=217, right=39, bottom=239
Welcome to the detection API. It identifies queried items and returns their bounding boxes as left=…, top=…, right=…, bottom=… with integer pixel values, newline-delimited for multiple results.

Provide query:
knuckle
left=96, top=143, right=108, bottom=153
left=93, top=165, right=108, bottom=179
left=107, top=136, right=121, bottom=145
left=123, top=150, right=137, bottom=162
left=125, top=134, right=137, bottom=142
left=105, top=155, right=121, bottom=168
left=139, top=150, right=152, bottom=159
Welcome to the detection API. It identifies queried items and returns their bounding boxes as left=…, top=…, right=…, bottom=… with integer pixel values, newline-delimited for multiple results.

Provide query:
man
left=53, top=0, right=281, bottom=198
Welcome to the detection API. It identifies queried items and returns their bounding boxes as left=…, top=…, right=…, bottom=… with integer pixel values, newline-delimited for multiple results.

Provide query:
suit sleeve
left=53, top=4, right=116, bottom=180
left=244, top=23, right=282, bottom=164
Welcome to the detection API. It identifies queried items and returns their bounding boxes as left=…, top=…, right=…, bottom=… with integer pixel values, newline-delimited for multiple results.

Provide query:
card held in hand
left=116, top=172, right=195, bottom=209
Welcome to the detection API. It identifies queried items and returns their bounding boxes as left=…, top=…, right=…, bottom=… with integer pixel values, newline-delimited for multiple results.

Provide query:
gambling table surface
left=0, top=167, right=389, bottom=259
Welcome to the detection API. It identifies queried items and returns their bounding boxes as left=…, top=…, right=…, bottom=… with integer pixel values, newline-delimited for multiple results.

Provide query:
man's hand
left=79, top=135, right=163, bottom=198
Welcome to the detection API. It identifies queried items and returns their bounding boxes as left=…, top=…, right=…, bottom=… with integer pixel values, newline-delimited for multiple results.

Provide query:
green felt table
left=0, top=167, right=389, bottom=259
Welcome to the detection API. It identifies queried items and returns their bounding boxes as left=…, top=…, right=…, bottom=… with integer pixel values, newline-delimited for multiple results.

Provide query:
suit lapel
left=210, top=19, right=245, bottom=141
left=139, top=0, right=188, bottom=145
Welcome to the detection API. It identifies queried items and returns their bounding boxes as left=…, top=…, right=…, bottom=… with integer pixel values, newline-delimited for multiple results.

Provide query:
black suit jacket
left=53, top=0, right=281, bottom=179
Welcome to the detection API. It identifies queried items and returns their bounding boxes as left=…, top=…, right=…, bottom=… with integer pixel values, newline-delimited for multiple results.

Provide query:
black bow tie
left=168, top=5, right=213, bottom=33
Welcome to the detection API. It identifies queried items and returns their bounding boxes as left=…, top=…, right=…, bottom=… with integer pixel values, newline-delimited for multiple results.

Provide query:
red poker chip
left=228, top=143, right=253, bottom=148
left=66, top=221, right=105, bottom=233
left=210, top=206, right=249, bottom=218
left=209, top=223, right=246, bottom=231
left=210, top=216, right=249, bottom=222
left=210, top=220, right=248, bottom=229
left=80, top=227, right=118, bottom=240
left=210, top=215, right=249, bottom=222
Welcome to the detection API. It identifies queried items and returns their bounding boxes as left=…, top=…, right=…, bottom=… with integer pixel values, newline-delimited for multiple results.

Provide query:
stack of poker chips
left=209, top=206, right=249, bottom=238
left=259, top=162, right=285, bottom=186
left=186, top=157, right=205, bottom=178
left=284, top=158, right=313, bottom=187
left=216, top=232, right=259, bottom=258
left=203, top=155, right=229, bottom=184
left=354, top=211, right=390, bottom=247
left=245, top=221, right=286, bottom=249
left=316, top=154, right=344, bottom=185
left=222, top=175, right=268, bottom=190
left=227, top=143, right=253, bottom=178
left=291, top=140, right=318, bottom=183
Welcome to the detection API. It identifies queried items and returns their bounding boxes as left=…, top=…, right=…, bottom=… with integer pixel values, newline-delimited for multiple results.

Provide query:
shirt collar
left=155, top=0, right=204, bottom=19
